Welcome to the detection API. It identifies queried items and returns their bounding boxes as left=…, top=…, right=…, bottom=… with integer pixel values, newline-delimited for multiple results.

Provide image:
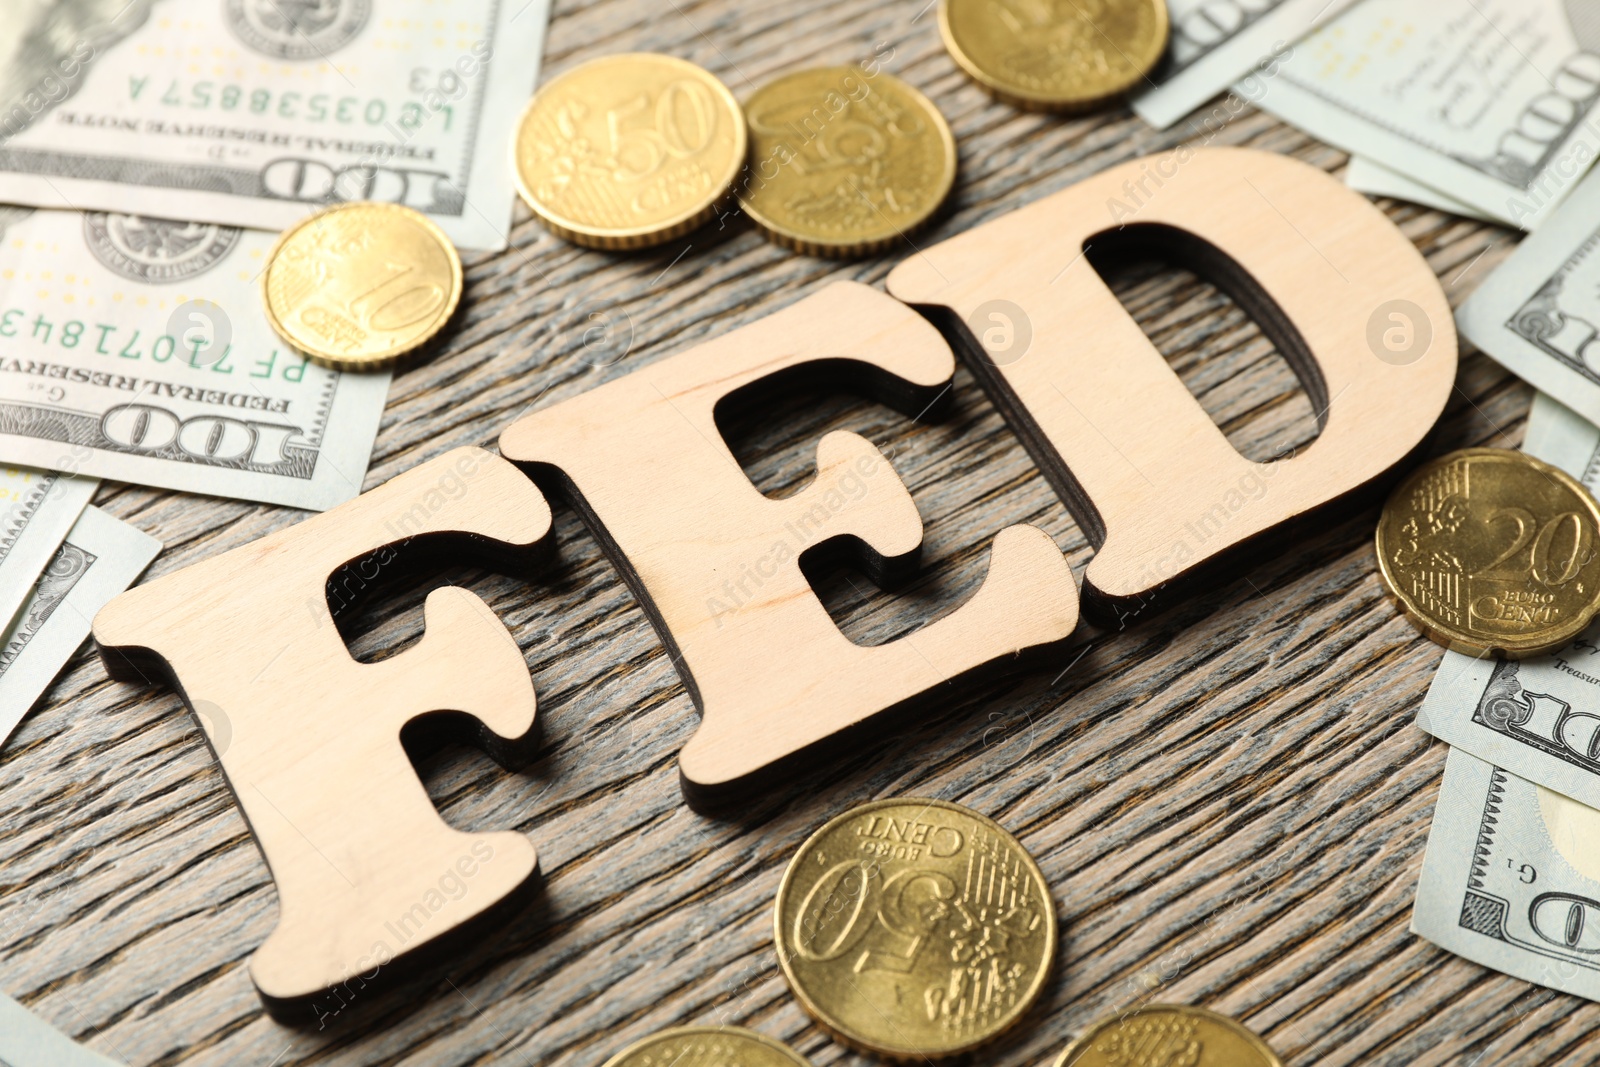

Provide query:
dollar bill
left=1344, top=155, right=1496, bottom=222
left=0, top=505, right=159, bottom=749
left=0, top=206, right=388, bottom=510
left=1131, top=0, right=1356, bottom=130
left=0, top=0, right=553, bottom=252
left=0, top=466, right=95, bottom=633
left=0, top=991, right=122, bottom=1067
left=1457, top=167, right=1600, bottom=429
left=1413, top=747, right=1600, bottom=1002
left=1415, top=392, right=1600, bottom=809
left=1245, top=0, right=1600, bottom=229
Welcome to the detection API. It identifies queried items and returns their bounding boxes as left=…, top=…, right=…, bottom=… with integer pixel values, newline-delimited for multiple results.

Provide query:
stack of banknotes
left=1402, top=162, right=1600, bottom=1001
left=0, top=0, right=551, bottom=767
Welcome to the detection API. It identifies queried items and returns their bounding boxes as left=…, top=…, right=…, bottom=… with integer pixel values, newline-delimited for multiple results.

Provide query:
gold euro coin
left=599, top=1027, right=812, bottom=1067
left=1375, top=448, right=1600, bottom=658
left=939, top=0, right=1169, bottom=112
left=1054, top=1004, right=1283, bottom=1067
left=512, top=53, right=745, bottom=249
left=773, top=798, right=1054, bottom=1058
left=261, top=202, right=462, bottom=372
left=738, top=67, right=955, bottom=257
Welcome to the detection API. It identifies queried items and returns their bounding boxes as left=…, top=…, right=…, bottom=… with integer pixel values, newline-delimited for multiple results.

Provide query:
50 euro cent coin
left=774, top=798, right=1054, bottom=1058
left=513, top=53, right=745, bottom=249
left=262, top=201, right=463, bottom=372
left=1376, top=447, right=1600, bottom=658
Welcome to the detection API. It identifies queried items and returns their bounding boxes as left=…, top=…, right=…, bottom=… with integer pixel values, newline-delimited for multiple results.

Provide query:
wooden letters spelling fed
left=90, top=149, right=1456, bottom=1017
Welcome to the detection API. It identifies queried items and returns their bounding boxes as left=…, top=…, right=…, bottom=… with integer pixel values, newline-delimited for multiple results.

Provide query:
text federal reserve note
left=0, top=0, right=552, bottom=251
left=1247, top=0, right=1600, bottom=228
left=0, top=207, right=388, bottom=510
left=0, top=505, right=158, bottom=748
left=1414, top=747, right=1600, bottom=1002
left=1131, top=0, right=1355, bottom=130
left=0, top=466, right=95, bottom=634
left=1416, top=393, right=1600, bottom=808
left=1458, top=167, right=1600, bottom=428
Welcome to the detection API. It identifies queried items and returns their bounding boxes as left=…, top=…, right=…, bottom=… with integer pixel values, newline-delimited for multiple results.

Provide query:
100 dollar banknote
left=1458, top=166, right=1600, bottom=429
left=1416, top=394, right=1600, bottom=810
left=1131, top=0, right=1355, bottom=130
left=0, top=0, right=552, bottom=251
left=1414, top=747, right=1600, bottom=1002
left=1247, top=0, right=1600, bottom=229
left=0, top=207, right=388, bottom=510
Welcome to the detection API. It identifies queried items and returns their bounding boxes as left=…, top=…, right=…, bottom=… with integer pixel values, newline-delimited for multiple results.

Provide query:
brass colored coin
left=738, top=67, right=955, bottom=257
left=939, top=0, right=1169, bottom=112
left=261, top=202, right=462, bottom=372
left=1053, top=1004, right=1283, bottom=1067
left=773, top=798, right=1054, bottom=1058
left=1376, top=447, right=1600, bottom=658
left=512, top=53, right=746, bottom=249
left=599, top=1027, right=812, bottom=1067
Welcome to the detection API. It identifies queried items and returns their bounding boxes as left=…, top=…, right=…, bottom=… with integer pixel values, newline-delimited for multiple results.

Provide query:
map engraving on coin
left=83, top=213, right=242, bottom=283
left=774, top=798, right=1054, bottom=1057
left=225, top=0, right=373, bottom=60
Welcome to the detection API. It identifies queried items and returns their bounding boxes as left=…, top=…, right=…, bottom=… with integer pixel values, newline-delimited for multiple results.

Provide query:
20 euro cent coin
left=1376, top=447, right=1600, bottom=658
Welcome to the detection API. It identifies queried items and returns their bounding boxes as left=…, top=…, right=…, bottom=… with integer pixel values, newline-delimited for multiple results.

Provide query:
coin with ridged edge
left=261, top=201, right=462, bottom=372
left=599, top=1027, right=813, bottom=1067
left=1376, top=447, right=1600, bottom=658
left=774, top=797, right=1054, bottom=1058
left=1053, top=1005, right=1284, bottom=1067
left=939, top=0, right=1169, bottom=112
left=512, top=53, right=746, bottom=249
left=738, top=67, right=955, bottom=257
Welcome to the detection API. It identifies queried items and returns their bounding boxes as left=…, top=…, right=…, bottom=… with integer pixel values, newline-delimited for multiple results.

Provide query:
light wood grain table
left=0, top=1, right=1563, bottom=1064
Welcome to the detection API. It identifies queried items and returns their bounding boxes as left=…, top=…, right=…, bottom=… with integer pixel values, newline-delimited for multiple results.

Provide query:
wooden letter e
left=500, top=282, right=1080, bottom=799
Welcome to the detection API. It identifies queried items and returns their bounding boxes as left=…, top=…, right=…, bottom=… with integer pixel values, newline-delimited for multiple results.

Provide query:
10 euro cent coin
left=261, top=201, right=462, bottom=372
left=774, top=798, right=1054, bottom=1058
left=1376, top=447, right=1600, bottom=658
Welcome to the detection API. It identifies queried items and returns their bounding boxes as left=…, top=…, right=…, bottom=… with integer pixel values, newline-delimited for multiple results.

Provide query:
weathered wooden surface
left=0, top=1, right=1567, bottom=1064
